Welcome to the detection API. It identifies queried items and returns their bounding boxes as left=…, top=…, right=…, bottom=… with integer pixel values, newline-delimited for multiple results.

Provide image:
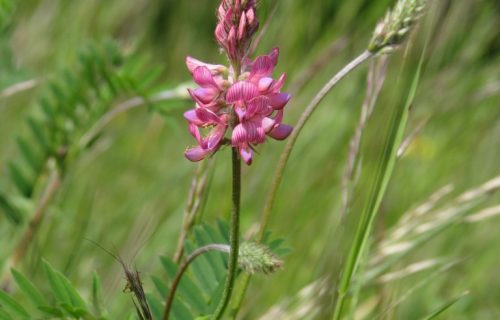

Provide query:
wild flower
left=184, top=1, right=292, bottom=165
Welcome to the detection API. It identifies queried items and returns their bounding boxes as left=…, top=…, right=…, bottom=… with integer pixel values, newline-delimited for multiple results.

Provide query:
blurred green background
left=0, top=0, right=499, bottom=319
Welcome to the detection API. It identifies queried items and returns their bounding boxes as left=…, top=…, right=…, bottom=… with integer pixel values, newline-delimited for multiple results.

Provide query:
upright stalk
left=213, top=147, right=241, bottom=319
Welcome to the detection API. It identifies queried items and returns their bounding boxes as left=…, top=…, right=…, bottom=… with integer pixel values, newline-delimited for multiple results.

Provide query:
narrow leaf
left=0, top=290, right=30, bottom=318
left=11, top=269, right=46, bottom=306
left=421, top=291, right=469, bottom=320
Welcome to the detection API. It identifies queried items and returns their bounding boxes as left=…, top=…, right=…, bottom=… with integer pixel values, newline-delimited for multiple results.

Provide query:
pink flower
left=184, top=3, right=292, bottom=165
left=215, top=0, right=259, bottom=62
left=184, top=108, right=229, bottom=162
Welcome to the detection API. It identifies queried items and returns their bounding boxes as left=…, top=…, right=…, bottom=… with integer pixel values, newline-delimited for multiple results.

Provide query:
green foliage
left=1, top=262, right=107, bottom=320
left=148, top=222, right=288, bottom=319
left=0, top=40, right=162, bottom=224
left=0, top=0, right=15, bottom=30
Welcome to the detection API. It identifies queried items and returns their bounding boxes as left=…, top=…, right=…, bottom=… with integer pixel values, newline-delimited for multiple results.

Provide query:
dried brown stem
left=173, top=159, right=212, bottom=263
left=1, top=166, right=61, bottom=288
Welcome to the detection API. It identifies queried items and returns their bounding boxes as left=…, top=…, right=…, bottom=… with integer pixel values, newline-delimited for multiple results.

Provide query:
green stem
left=257, top=50, right=373, bottom=240
left=213, top=147, right=241, bottom=320
left=162, top=244, right=230, bottom=320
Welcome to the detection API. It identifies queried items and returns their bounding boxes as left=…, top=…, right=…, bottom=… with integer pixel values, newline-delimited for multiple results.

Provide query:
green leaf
left=145, top=293, right=163, bottom=320
left=0, top=309, right=13, bottom=320
left=0, top=290, right=30, bottom=319
left=92, top=272, right=104, bottom=316
left=26, top=117, right=49, bottom=152
left=11, top=269, right=46, bottom=306
left=0, top=193, right=21, bottom=225
left=7, top=161, right=33, bottom=197
left=37, top=305, right=64, bottom=317
left=171, top=296, right=193, bottom=320
left=159, top=257, right=207, bottom=314
left=421, top=291, right=469, bottom=320
left=151, top=275, right=168, bottom=297
left=185, top=241, right=217, bottom=293
left=16, top=137, right=42, bottom=174
left=333, top=46, right=427, bottom=320
left=42, top=260, right=71, bottom=305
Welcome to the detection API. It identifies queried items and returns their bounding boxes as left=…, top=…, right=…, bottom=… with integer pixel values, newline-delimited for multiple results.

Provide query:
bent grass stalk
left=163, top=244, right=230, bottom=320
left=257, top=50, right=373, bottom=241
left=230, top=50, right=374, bottom=319
left=331, top=47, right=426, bottom=320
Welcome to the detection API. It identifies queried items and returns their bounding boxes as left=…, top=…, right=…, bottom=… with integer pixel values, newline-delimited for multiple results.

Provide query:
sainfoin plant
left=1, top=0, right=499, bottom=319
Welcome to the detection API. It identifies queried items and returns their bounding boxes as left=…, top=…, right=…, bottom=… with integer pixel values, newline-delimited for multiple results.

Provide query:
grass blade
left=332, top=48, right=427, bottom=319
left=420, top=291, right=469, bottom=320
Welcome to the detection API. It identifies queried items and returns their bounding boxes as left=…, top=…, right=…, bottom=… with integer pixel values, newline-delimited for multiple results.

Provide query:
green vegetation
left=0, top=0, right=498, bottom=319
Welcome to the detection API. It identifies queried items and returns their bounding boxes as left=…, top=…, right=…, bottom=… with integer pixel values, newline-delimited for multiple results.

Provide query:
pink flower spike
left=268, top=124, right=293, bottom=140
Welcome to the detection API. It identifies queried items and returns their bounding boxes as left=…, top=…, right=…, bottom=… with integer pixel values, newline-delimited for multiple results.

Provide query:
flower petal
left=247, top=96, right=271, bottom=117
left=195, top=107, right=221, bottom=124
left=186, top=57, right=225, bottom=74
left=226, top=81, right=259, bottom=103
left=268, top=124, right=293, bottom=140
left=249, top=56, right=275, bottom=80
left=269, top=73, right=286, bottom=92
left=184, top=109, right=204, bottom=126
left=258, top=77, right=274, bottom=92
left=239, top=146, right=253, bottom=165
left=193, top=67, right=219, bottom=88
left=192, top=88, right=218, bottom=104
left=268, top=47, right=280, bottom=66
left=232, top=124, right=247, bottom=145
left=268, top=92, right=291, bottom=109
left=185, top=146, right=212, bottom=162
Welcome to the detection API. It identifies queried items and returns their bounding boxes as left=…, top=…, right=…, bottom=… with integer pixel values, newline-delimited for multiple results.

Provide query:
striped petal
left=226, top=81, right=259, bottom=103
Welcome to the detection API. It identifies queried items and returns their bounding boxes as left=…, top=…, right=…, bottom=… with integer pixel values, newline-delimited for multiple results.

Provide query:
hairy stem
left=163, top=244, right=230, bottom=320
left=213, top=147, right=241, bottom=320
left=257, top=50, right=373, bottom=240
